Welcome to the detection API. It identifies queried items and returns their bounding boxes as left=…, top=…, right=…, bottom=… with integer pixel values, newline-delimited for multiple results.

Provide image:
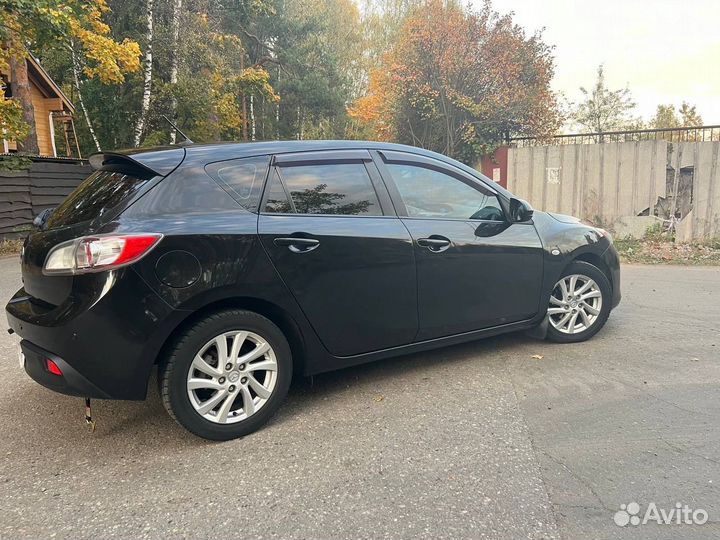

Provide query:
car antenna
left=162, top=115, right=194, bottom=145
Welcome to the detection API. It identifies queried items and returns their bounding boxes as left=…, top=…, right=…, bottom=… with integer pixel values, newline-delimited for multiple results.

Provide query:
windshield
left=45, top=169, right=151, bottom=229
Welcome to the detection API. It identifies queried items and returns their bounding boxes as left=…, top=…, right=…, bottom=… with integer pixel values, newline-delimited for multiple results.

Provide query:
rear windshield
left=46, top=170, right=150, bottom=229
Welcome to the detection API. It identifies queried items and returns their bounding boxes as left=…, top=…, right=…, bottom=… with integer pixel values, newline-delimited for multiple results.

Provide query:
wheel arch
left=570, top=252, right=613, bottom=290
left=154, top=296, right=307, bottom=377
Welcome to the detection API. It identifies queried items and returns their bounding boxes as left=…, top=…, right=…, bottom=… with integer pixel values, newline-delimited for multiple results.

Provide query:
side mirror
left=509, top=198, right=534, bottom=222
left=33, top=207, right=55, bottom=229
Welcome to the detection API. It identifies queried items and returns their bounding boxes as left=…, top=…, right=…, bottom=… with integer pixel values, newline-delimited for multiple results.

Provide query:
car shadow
left=1, top=331, right=539, bottom=451
left=288, top=331, right=526, bottom=395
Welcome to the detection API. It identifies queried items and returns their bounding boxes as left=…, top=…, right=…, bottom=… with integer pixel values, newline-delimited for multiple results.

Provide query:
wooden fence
left=0, top=156, right=91, bottom=239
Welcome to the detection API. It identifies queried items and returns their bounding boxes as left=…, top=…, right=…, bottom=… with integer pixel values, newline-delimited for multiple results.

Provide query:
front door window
left=386, top=163, right=505, bottom=221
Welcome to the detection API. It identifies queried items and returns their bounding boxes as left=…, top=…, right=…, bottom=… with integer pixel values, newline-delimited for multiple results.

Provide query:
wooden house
left=2, top=55, right=81, bottom=158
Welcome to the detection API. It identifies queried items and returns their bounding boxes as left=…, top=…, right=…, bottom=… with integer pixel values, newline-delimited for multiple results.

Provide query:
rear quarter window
left=205, top=156, right=271, bottom=212
left=46, top=169, right=150, bottom=229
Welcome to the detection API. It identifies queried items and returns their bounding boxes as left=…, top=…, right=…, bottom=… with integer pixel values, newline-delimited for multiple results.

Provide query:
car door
left=257, top=150, right=418, bottom=357
left=375, top=150, right=544, bottom=341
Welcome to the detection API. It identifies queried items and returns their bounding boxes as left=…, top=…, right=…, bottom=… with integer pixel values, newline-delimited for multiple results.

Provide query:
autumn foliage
left=1, top=0, right=140, bottom=83
left=348, top=66, right=395, bottom=141
left=1, top=0, right=141, bottom=149
left=349, top=0, right=561, bottom=163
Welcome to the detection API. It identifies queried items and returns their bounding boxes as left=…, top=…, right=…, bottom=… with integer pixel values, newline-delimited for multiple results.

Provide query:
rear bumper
left=19, top=339, right=110, bottom=398
left=6, top=269, right=186, bottom=400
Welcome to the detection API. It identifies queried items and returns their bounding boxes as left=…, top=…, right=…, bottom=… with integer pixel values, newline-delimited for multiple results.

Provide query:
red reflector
left=46, top=359, right=62, bottom=376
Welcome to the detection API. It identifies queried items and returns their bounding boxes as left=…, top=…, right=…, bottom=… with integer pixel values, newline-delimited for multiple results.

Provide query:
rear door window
left=271, top=162, right=382, bottom=216
left=264, top=169, right=294, bottom=213
left=46, top=169, right=151, bottom=229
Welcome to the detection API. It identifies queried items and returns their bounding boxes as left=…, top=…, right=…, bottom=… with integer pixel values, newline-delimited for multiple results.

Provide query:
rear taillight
left=43, top=233, right=163, bottom=275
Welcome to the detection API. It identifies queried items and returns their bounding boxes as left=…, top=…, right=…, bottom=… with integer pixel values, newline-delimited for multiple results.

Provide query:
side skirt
left=308, top=317, right=542, bottom=375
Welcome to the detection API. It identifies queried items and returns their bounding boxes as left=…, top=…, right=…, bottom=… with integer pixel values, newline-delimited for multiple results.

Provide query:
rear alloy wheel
left=545, top=261, right=612, bottom=343
left=187, top=331, right=278, bottom=424
left=160, top=310, right=292, bottom=440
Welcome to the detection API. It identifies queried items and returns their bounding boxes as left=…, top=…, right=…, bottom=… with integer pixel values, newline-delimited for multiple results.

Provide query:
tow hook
left=84, top=398, right=96, bottom=432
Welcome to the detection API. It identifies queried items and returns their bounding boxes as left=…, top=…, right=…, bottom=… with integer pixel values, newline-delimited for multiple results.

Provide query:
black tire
left=545, top=261, right=612, bottom=343
left=159, top=309, right=292, bottom=440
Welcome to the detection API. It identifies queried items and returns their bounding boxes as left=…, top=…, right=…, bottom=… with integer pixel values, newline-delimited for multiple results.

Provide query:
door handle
left=273, top=237, right=320, bottom=253
left=417, top=236, right=451, bottom=252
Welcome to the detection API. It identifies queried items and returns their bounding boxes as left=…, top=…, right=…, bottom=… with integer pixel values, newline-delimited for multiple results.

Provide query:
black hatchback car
left=6, top=141, right=620, bottom=440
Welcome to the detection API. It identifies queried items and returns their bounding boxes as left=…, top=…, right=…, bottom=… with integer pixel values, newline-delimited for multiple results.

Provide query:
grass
left=614, top=233, right=720, bottom=266
left=0, top=239, right=23, bottom=257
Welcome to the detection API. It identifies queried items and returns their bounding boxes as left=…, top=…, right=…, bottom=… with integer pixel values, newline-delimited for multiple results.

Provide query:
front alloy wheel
left=545, top=261, right=612, bottom=343
left=548, top=274, right=602, bottom=334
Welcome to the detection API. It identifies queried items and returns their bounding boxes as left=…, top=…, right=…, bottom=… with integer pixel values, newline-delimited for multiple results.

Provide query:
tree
left=247, top=0, right=364, bottom=141
left=133, top=0, right=154, bottom=146
left=679, top=102, right=703, bottom=127
left=349, top=0, right=560, bottom=163
left=649, top=101, right=704, bottom=141
left=9, top=0, right=368, bottom=154
left=168, top=0, right=182, bottom=143
left=359, top=0, right=420, bottom=60
left=348, top=66, right=394, bottom=140
left=0, top=79, right=28, bottom=144
left=650, top=104, right=680, bottom=129
left=650, top=102, right=703, bottom=129
left=0, top=0, right=141, bottom=152
left=72, top=43, right=103, bottom=151
left=7, top=54, right=38, bottom=153
left=355, top=0, right=421, bottom=96
left=12, top=0, right=572, bottom=159
left=572, top=65, right=638, bottom=133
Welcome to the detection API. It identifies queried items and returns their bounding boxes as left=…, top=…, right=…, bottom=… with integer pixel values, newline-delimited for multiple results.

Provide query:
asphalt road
left=0, top=259, right=718, bottom=539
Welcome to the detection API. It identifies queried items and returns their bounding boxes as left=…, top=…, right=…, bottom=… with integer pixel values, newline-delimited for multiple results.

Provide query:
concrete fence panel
left=508, top=139, right=720, bottom=240
left=674, top=141, right=720, bottom=241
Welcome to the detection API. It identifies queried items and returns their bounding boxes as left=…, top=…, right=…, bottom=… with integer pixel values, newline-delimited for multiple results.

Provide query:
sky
left=480, top=0, right=720, bottom=128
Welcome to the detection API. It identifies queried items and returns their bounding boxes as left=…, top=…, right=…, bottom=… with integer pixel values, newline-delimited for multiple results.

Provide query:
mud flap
left=524, top=314, right=548, bottom=339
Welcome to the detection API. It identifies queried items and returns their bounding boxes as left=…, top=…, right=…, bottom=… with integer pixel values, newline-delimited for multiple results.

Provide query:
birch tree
left=134, top=0, right=154, bottom=146
left=168, top=0, right=182, bottom=143
left=71, top=46, right=102, bottom=151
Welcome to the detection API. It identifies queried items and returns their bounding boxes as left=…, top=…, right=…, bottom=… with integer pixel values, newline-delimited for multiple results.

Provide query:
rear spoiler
left=89, top=146, right=186, bottom=177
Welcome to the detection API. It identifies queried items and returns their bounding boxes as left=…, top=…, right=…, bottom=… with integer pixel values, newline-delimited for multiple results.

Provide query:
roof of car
left=95, top=140, right=453, bottom=174
left=191, top=139, right=434, bottom=154
left=183, top=140, right=454, bottom=163
left=90, top=139, right=510, bottom=197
